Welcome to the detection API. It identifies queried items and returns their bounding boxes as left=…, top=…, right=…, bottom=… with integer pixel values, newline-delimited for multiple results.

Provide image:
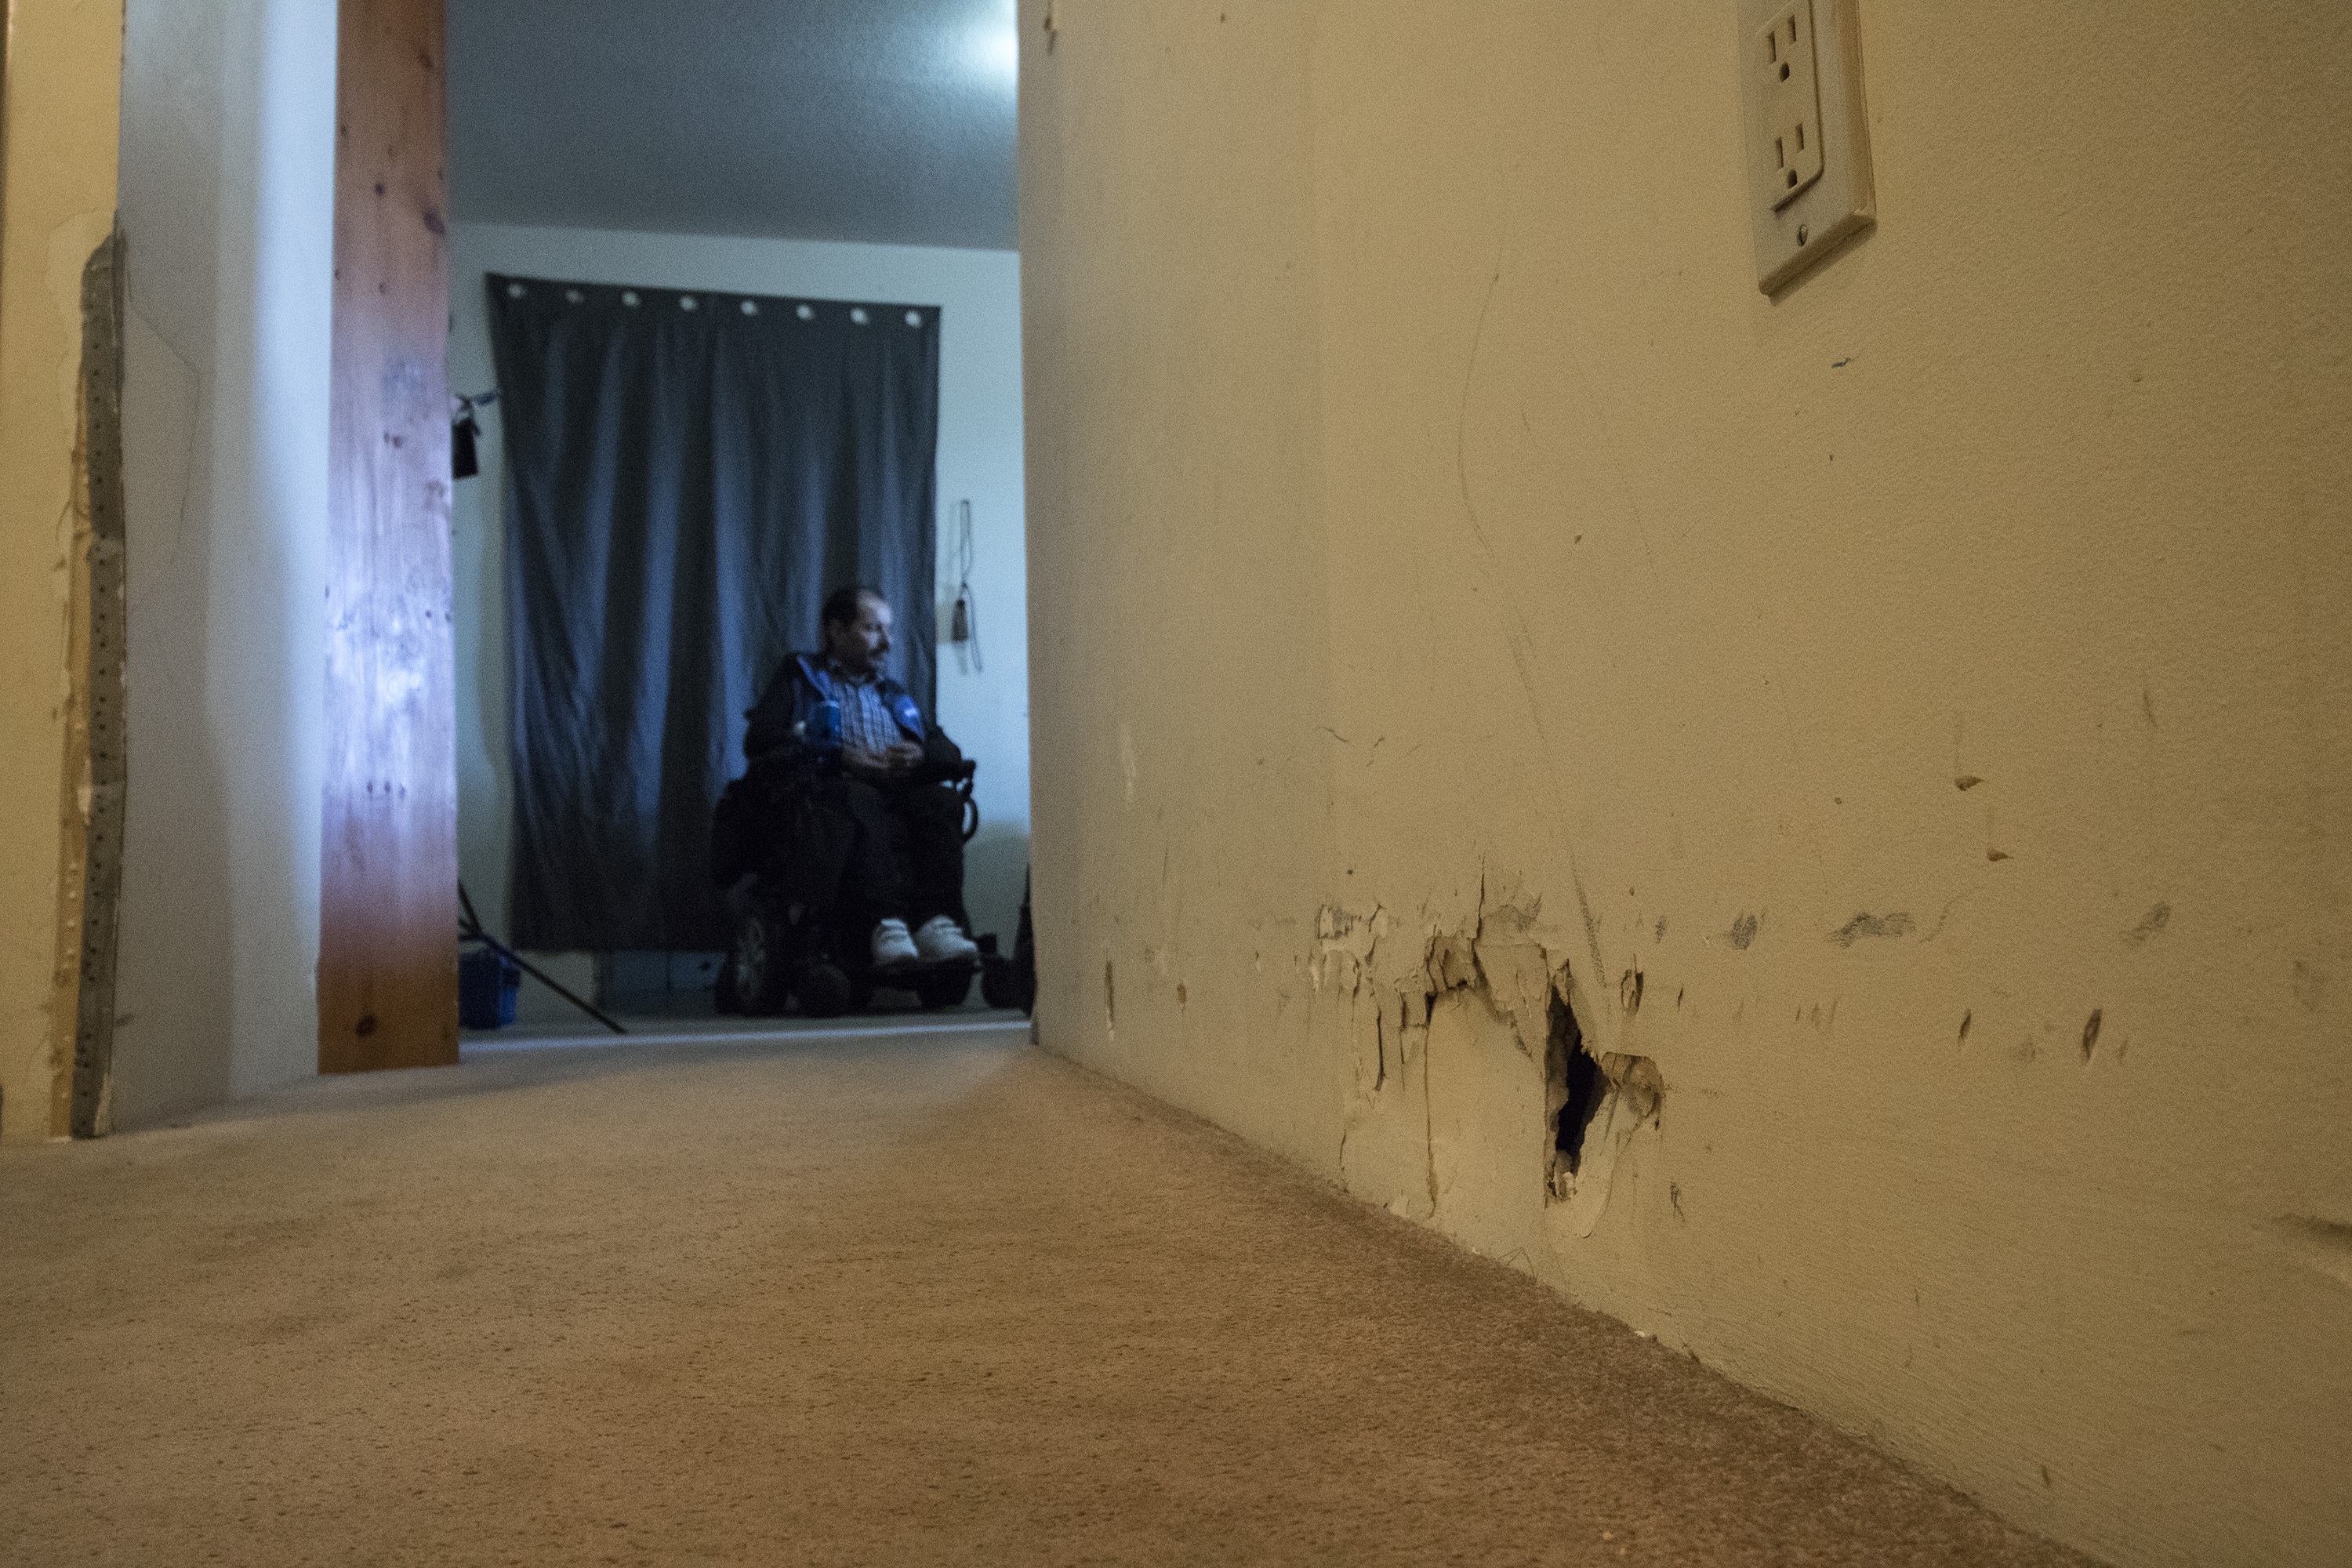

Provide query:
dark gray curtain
left=488, top=274, right=940, bottom=952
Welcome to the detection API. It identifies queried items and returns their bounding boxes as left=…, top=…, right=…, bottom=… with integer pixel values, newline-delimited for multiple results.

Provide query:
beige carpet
left=2, top=1028, right=2090, bottom=1566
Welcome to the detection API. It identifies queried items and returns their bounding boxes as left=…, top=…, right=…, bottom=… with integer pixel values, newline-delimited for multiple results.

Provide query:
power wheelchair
left=710, top=753, right=1021, bottom=1017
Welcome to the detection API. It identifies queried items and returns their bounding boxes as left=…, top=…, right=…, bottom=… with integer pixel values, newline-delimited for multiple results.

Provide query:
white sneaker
left=870, top=917, right=919, bottom=967
left=913, top=915, right=979, bottom=962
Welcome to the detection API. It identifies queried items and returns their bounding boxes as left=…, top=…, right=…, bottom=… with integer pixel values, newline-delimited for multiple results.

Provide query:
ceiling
left=448, top=0, right=1019, bottom=251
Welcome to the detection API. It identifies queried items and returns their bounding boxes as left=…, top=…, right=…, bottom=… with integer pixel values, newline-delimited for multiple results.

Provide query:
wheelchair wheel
left=730, top=909, right=789, bottom=1016
left=793, top=961, right=854, bottom=1018
left=979, top=956, right=1020, bottom=1011
left=916, top=967, right=973, bottom=1011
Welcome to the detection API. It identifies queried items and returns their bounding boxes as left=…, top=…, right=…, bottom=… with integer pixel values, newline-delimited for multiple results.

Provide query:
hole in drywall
left=1549, top=991, right=1603, bottom=1177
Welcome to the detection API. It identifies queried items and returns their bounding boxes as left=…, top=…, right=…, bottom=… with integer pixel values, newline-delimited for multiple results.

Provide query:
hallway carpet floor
left=2, top=1028, right=2090, bottom=1566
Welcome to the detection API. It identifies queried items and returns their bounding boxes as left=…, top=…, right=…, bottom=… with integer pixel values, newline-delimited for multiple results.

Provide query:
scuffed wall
left=1023, top=0, right=1337, bottom=1170
left=1018, top=5, right=2352, bottom=1564
left=0, top=0, right=125, bottom=1141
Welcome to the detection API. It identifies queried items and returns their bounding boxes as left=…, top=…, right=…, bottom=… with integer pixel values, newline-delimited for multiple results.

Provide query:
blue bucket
left=459, top=946, right=521, bottom=1029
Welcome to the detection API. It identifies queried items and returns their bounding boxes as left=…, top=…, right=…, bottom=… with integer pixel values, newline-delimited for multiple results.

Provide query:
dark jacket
left=742, top=654, right=965, bottom=786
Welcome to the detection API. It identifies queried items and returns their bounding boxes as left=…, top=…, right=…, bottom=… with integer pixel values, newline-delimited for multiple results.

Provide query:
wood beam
left=321, top=0, right=458, bottom=1073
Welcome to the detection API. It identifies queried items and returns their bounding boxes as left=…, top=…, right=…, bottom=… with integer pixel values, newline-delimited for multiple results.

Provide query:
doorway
left=440, top=0, right=1031, bottom=1028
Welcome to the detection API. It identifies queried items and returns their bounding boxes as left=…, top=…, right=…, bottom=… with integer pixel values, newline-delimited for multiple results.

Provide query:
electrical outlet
left=1741, top=0, right=1875, bottom=295
left=1757, top=3, right=1824, bottom=209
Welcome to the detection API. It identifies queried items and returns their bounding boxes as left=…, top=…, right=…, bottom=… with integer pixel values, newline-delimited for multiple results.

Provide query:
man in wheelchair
left=713, top=585, right=982, bottom=1014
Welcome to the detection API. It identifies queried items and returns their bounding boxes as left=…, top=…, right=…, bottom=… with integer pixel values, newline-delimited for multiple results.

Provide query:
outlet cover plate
left=1742, top=0, right=1875, bottom=294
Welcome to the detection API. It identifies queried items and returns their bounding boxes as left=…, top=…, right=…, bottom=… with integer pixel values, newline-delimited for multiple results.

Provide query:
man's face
left=825, top=593, right=893, bottom=674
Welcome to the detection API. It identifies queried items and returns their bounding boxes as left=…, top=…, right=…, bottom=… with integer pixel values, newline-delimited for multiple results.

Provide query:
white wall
left=109, top=0, right=337, bottom=1125
left=447, top=223, right=1029, bottom=986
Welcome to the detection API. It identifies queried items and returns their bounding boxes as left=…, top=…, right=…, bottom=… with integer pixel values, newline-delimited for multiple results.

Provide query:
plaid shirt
left=829, top=663, right=903, bottom=768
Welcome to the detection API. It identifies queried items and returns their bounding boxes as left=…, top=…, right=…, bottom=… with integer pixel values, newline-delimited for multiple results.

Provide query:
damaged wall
left=0, top=0, right=126, bottom=1140
left=1021, top=0, right=1338, bottom=1170
left=1018, top=5, right=2352, bottom=1564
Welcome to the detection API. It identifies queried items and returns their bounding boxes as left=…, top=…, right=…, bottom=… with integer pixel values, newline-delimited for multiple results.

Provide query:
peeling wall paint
left=1019, top=4, right=2352, bottom=1565
left=0, top=0, right=127, bottom=1141
left=1312, top=882, right=1662, bottom=1258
